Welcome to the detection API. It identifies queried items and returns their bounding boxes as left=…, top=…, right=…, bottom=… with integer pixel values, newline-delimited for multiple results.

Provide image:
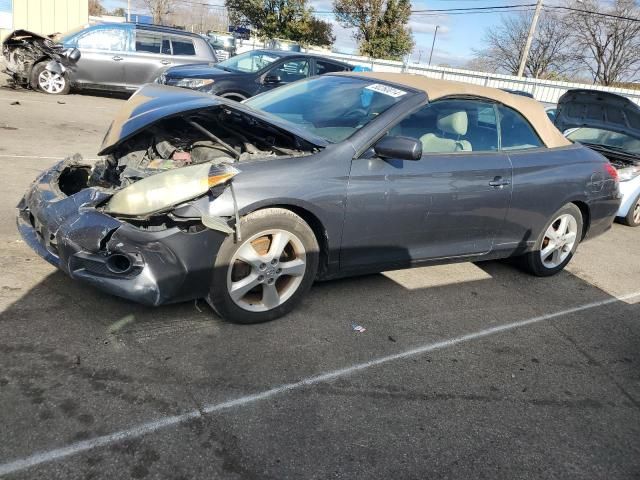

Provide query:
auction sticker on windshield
left=365, top=83, right=407, bottom=97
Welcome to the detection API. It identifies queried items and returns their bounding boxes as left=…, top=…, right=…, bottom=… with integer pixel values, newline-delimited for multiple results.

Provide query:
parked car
left=205, top=33, right=236, bottom=61
left=156, top=49, right=354, bottom=100
left=555, top=89, right=640, bottom=227
left=17, top=73, right=620, bottom=323
left=2, top=23, right=217, bottom=95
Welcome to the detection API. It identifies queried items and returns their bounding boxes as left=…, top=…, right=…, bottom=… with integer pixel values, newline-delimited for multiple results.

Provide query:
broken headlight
left=104, top=163, right=238, bottom=216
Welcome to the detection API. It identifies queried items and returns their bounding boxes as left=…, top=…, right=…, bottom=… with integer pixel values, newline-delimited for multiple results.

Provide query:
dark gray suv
left=5, top=23, right=218, bottom=95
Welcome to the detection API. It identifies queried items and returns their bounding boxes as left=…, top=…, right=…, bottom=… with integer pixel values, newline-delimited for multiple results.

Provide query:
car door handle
left=489, top=176, right=511, bottom=188
left=112, top=56, right=123, bottom=61
left=160, top=60, right=171, bottom=65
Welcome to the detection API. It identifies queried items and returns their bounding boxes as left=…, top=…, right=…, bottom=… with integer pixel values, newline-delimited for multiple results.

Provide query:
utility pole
left=517, top=0, right=543, bottom=77
left=428, top=25, right=439, bottom=66
left=127, top=0, right=131, bottom=22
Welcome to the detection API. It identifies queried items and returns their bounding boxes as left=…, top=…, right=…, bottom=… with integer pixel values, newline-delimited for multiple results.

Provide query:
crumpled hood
left=98, top=84, right=329, bottom=155
left=2, top=29, right=58, bottom=47
left=555, top=89, right=640, bottom=140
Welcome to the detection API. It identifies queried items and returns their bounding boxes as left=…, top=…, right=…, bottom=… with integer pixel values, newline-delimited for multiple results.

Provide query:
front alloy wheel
left=227, top=230, right=307, bottom=312
left=207, top=208, right=319, bottom=323
left=38, top=70, right=66, bottom=94
left=32, top=62, right=70, bottom=95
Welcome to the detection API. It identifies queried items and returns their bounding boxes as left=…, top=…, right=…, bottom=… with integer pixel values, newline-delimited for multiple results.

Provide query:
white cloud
left=409, top=19, right=449, bottom=35
left=409, top=47, right=471, bottom=68
left=327, top=19, right=357, bottom=53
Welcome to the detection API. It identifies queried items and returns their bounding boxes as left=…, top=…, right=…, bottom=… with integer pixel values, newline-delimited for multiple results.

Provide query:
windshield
left=245, top=75, right=409, bottom=142
left=216, top=50, right=281, bottom=73
left=566, top=127, right=640, bottom=155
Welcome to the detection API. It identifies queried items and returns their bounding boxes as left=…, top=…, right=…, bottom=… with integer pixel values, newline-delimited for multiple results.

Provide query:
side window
left=171, top=37, right=195, bottom=56
left=316, top=60, right=348, bottom=75
left=388, top=99, right=499, bottom=154
left=498, top=105, right=544, bottom=150
left=161, top=38, right=171, bottom=54
left=135, top=31, right=163, bottom=54
left=269, top=60, right=310, bottom=83
left=77, top=28, right=127, bottom=51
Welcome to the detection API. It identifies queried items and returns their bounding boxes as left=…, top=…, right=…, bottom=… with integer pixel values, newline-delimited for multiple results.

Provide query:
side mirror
left=65, top=48, right=81, bottom=63
left=374, top=136, right=422, bottom=161
left=264, top=74, right=281, bottom=84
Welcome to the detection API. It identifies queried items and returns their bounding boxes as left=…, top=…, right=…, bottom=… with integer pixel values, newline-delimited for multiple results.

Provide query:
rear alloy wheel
left=207, top=208, right=319, bottom=323
left=32, top=63, right=70, bottom=95
left=622, top=193, right=640, bottom=227
left=520, top=203, right=583, bottom=276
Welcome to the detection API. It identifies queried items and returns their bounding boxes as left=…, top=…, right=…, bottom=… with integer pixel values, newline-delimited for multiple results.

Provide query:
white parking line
left=0, top=291, right=638, bottom=477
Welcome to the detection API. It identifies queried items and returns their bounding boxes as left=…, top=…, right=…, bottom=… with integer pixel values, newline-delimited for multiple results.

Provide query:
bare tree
left=89, top=0, right=107, bottom=16
left=565, top=0, right=640, bottom=85
left=138, top=0, right=174, bottom=25
left=169, top=4, right=230, bottom=33
left=473, top=11, right=573, bottom=79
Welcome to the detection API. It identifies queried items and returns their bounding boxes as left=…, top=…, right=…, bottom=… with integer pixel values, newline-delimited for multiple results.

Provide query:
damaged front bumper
left=17, top=160, right=229, bottom=306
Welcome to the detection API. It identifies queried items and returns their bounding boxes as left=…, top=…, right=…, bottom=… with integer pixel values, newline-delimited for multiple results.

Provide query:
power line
left=411, top=8, right=536, bottom=17
left=544, top=4, right=640, bottom=22
left=140, top=0, right=640, bottom=24
left=411, top=3, right=537, bottom=13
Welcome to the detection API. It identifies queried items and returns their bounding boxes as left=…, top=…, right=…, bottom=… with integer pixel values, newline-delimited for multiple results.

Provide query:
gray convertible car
left=17, top=73, right=620, bottom=323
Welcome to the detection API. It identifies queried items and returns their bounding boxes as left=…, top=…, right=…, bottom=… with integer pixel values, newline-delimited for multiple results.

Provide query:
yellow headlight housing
left=104, top=163, right=239, bottom=216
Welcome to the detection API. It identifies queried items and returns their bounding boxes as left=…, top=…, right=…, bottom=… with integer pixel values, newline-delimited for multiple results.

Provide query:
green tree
left=333, top=0, right=413, bottom=60
left=226, top=0, right=334, bottom=46
left=302, top=17, right=335, bottom=46
left=112, top=7, right=127, bottom=17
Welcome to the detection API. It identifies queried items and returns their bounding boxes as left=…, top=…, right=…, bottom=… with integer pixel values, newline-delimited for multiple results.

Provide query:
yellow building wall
left=1, top=0, right=88, bottom=41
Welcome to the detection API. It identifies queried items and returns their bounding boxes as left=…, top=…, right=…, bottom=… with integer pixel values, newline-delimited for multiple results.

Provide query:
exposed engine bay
left=583, top=144, right=640, bottom=170
left=58, top=106, right=317, bottom=196
left=605, top=155, right=640, bottom=170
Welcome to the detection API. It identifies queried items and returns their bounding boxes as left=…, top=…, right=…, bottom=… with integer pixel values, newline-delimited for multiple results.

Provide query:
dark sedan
left=17, top=73, right=620, bottom=323
left=156, top=49, right=353, bottom=101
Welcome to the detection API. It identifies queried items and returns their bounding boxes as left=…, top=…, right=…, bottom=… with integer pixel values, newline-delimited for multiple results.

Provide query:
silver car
left=2, top=23, right=218, bottom=95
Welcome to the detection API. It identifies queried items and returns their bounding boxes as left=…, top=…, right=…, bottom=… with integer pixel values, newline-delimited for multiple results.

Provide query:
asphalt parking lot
left=0, top=82, right=639, bottom=480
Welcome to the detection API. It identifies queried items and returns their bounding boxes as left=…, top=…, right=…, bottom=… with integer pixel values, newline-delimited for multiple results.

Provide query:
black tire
left=621, top=192, right=640, bottom=227
left=31, top=62, right=71, bottom=95
left=206, top=208, right=319, bottom=324
left=519, top=203, right=583, bottom=277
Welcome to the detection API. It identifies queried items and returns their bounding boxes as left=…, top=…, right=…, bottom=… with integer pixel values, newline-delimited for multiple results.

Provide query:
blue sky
left=102, top=0, right=519, bottom=67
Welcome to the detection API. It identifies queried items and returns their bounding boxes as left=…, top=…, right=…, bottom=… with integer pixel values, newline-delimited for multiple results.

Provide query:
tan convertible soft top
left=339, top=72, right=570, bottom=148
